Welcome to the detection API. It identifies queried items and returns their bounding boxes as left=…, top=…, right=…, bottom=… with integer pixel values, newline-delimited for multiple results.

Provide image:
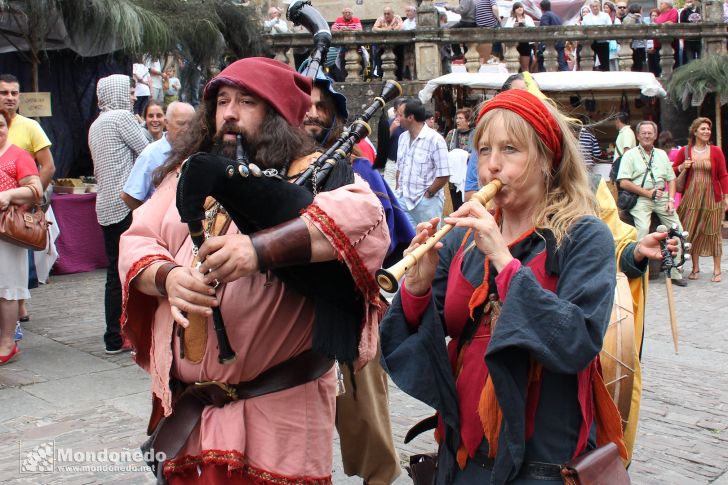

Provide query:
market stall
left=419, top=70, right=667, bottom=179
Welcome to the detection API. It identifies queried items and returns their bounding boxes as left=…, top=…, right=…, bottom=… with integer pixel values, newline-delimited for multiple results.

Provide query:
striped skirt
left=677, top=157, right=722, bottom=258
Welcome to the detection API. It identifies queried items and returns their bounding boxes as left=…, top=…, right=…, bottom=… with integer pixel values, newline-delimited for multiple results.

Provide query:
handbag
left=616, top=149, right=653, bottom=211
left=616, top=190, right=638, bottom=211
left=0, top=184, right=50, bottom=251
left=561, top=442, right=631, bottom=485
left=675, top=145, right=690, bottom=193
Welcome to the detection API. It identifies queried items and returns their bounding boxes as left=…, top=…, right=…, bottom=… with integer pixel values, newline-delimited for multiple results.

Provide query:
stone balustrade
left=265, top=22, right=727, bottom=82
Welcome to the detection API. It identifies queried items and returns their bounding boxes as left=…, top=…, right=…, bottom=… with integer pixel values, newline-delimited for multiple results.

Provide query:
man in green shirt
left=617, top=120, right=686, bottom=285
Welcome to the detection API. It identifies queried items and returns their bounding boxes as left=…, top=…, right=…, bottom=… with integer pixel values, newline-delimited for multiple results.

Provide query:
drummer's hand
left=198, top=234, right=259, bottom=285
left=166, top=266, right=217, bottom=328
left=444, top=201, right=513, bottom=271
left=634, top=231, right=677, bottom=262
left=403, top=218, right=442, bottom=296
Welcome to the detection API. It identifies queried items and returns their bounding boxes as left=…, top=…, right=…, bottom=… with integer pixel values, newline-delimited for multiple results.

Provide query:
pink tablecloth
left=51, top=192, right=108, bottom=274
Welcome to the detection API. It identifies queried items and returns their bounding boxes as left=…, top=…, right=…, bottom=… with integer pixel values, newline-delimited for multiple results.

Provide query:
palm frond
left=61, top=0, right=173, bottom=56
left=149, top=0, right=227, bottom=65
left=667, top=55, right=728, bottom=110
left=1, top=0, right=262, bottom=72
left=213, top=0, right=263, bottom=59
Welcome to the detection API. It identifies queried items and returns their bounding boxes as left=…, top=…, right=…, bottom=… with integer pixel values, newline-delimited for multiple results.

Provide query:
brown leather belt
left=141, top=350, right=333, bottom=484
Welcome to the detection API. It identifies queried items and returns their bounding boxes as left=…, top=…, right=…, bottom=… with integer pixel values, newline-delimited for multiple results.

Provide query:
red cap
left=204, top=57, right=313, bottom=126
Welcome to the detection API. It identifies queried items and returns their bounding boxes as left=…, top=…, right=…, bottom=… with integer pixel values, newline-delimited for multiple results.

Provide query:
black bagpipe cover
left=176, top=152, right=362, bottom=364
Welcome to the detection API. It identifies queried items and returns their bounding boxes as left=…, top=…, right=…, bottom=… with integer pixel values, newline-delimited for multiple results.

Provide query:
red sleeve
left=400, top=280, right=432, bottom=330
left=356, top=139, right=376, bottom=164
left=495, top=258, right=522, bottom=301
left=713, top=146, right=728, bottom=194
left=672, top=146, right=685, bottom=175
left=12, top=146, right=39, bottom=181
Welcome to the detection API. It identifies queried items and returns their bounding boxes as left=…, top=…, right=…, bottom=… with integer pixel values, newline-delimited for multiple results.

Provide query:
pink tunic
left=118, top=172, right=389, bottom=483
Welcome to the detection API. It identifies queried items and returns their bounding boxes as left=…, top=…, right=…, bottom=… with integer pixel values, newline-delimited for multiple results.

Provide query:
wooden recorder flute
left=376, top=179, right=503, bottom=293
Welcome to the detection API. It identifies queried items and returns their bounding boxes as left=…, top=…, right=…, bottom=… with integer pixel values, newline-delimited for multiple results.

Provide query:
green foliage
left=667, top=55, right=728, bottom=110
left=62, top=0, right=173, bottom=55
left=0, top=0, right=263, bottom=69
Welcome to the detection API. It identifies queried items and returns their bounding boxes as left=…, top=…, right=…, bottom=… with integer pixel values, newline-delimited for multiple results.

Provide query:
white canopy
left=418, top=71, right=667, bottom=104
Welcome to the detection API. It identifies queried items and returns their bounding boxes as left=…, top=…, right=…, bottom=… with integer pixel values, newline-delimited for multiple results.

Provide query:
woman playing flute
left=381, top=90, right=627, bottom=484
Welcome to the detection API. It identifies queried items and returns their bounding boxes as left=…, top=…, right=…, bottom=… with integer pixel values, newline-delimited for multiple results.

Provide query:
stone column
left=580, top=42, right=595, bottom=71
left=543, top=42, right=558, bottom=72
left=618, top=41, right=633, bottom=72
left=381, top=47, right=398, bottom=80
left=416, top=0, right=439, bottom=28
left=659, top=38, right=674, bottom=80
left=504, top=44, right=520, bottom=73
left=413, top=0, right=442, bottom=80
left=702, top=0, right=728, bottom=56
left=465, top=43, right=481, bottom=73
left=345, top=47, right=362, bottom=81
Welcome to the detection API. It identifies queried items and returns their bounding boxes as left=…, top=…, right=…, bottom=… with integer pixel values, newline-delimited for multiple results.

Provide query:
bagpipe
left=175, top=0, right=400, bottom=366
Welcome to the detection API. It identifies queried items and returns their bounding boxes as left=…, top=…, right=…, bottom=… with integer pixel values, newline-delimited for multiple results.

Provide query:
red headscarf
left=203, top=57, right=312, bottom=127
left=477, top=90, right=563, bottom=169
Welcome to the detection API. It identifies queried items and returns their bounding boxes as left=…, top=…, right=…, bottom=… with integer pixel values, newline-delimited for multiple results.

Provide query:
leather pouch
left=561, top=442, right=630, bottom=485
left=406, top=453, right=437, bottom=485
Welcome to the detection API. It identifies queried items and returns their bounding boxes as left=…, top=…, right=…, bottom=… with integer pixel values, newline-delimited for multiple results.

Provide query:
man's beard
left=212, top=122, right=256, bottom=161
left=303, top=116, right=329, bottom=144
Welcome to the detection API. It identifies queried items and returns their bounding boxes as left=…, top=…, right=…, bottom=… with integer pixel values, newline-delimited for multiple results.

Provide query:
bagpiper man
left=119, top=57, right=389, bottom=484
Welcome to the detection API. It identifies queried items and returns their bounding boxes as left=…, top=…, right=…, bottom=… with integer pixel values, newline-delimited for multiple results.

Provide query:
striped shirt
left=475, top=0, right=500, bottom=27
left=396, top=124, right=450, bottom=210
left=579, top=128, right=601, bottom=163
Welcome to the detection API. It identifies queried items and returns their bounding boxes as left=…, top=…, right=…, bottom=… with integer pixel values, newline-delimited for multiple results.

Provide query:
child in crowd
left=163, top=66, right=181, bottom=107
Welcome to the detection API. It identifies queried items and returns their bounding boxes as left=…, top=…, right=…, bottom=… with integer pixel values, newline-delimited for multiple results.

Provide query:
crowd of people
left=262, top=0, right=712, bottom=80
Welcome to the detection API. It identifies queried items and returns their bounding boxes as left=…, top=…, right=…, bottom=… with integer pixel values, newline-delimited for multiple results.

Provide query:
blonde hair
left=473, top=102, right=598, bottom=245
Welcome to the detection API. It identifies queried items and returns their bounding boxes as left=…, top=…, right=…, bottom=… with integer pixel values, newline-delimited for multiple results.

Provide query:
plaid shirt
left=396, top=124, right=450, bottom=210
left=89, top=74, right=149, bottom=226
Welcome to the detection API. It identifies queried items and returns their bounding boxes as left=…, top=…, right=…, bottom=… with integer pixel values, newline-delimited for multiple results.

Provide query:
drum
left=599, top=272, right=635, bottom=429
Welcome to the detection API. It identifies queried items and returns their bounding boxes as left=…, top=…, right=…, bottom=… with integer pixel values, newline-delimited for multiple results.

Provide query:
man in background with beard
left=303, top=71, right=414, bottom=484
left=118, top=58, right=389, bottom=484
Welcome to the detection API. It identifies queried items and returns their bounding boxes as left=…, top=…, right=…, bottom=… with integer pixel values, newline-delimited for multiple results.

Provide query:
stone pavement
left=1, top=243, right=727, bottom=484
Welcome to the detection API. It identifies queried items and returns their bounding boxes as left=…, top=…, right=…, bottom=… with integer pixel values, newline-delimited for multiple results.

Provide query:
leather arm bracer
left=250, top=218, right=312, bottom=272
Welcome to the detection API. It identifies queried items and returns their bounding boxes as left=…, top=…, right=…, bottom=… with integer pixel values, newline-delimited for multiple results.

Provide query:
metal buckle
left=194, top=380, right=238, bottom=401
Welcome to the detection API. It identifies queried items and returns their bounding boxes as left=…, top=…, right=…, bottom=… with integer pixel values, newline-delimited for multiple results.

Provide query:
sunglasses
left=0, top=90, right=19, bottom=96
left=617, top=5, right=627, bottom=8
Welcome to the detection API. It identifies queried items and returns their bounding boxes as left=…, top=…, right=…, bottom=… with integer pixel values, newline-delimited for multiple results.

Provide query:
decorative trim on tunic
left=164, top=449, right=332, bottom=485
left=120, top=254, right=173, bottom=369
left=301, top=204, right=379, bottom=303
